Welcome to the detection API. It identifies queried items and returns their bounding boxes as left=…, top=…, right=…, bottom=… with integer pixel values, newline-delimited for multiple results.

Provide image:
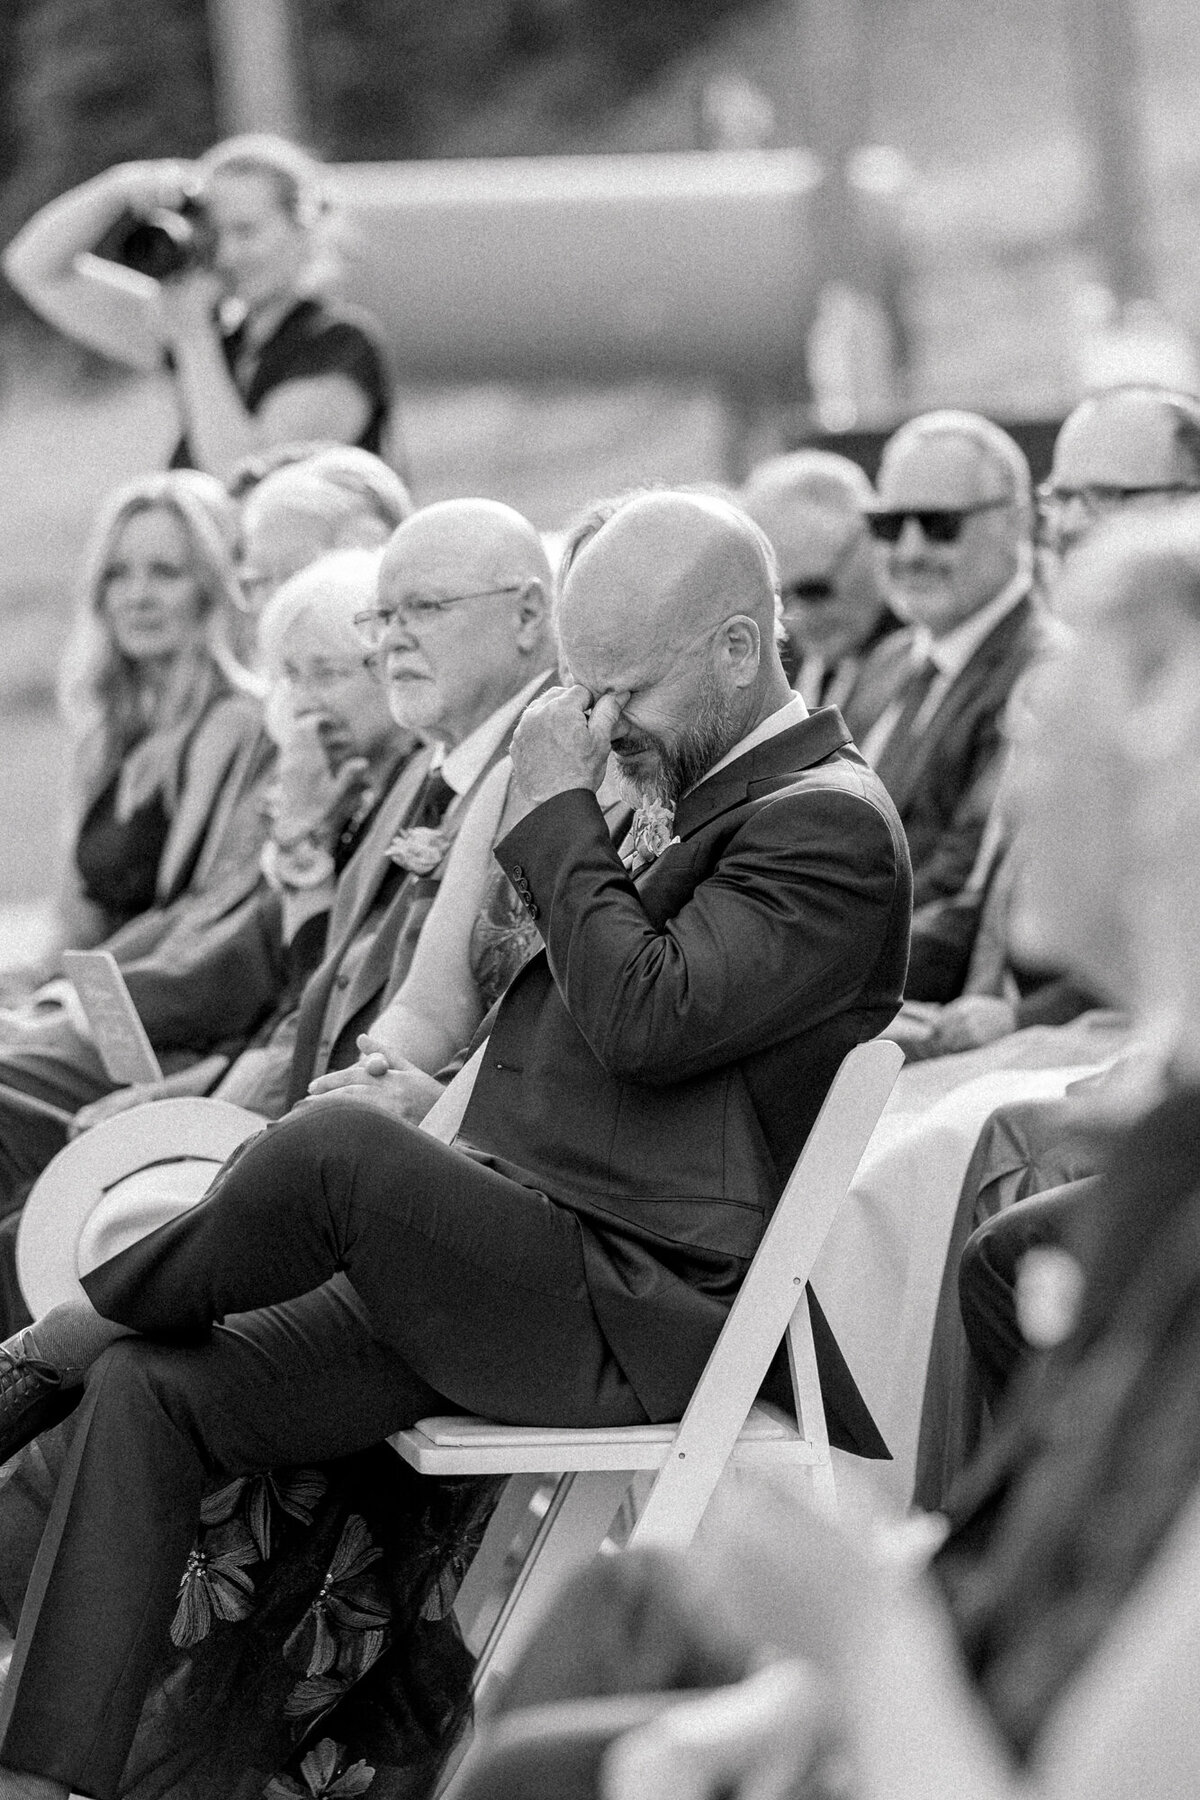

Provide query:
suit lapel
left=326, top=745, right=434, bottom=948
left=328, top=673, right=558, bottom=1031
left=672, top=708, right=852, bottom=843
left=889, top=596, right=1032, bottom=805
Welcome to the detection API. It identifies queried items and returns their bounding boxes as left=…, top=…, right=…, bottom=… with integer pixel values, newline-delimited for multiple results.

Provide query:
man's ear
left=721, top=615, right=762, bottom=687
left=515, top=578, right=549, bottom=651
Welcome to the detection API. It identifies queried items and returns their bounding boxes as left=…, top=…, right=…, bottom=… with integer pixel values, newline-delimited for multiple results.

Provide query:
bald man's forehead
left=880, top=433, right=1012, bottom=508
left=382, top=502, right=543, bottom=590
left=1054, top=398, right=1194, bottom=488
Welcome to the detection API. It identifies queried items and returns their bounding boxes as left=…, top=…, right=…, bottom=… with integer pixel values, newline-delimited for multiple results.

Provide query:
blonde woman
left=3, top=135, right=393, bottom=478
left=54, top=469, right=261, bottom=954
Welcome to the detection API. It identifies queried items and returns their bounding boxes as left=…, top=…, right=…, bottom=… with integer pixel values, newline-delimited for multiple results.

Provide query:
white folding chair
left=392, top=1036, right=903, bottom=1746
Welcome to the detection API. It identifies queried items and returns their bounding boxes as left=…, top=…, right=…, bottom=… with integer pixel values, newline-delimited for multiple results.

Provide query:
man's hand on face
left=268, top=716, right=370, bottom=851
left=509, top=685, right=629, bottom=811
left=306, top=1034, right=444, bottom=1129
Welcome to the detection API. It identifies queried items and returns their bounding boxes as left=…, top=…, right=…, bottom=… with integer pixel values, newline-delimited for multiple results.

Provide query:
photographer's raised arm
left=2, top=161, right=185, bottom=370
left=3, top=154, right=376, bottom=480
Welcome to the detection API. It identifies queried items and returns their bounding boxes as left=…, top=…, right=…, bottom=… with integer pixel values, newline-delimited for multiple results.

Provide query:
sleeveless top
left=170, top=295, right=392, bottom=467
left=74, top=701, right=225, bottom=927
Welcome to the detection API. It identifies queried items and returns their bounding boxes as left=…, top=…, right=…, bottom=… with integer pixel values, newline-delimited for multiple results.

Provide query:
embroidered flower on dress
left=283, top=1513, right=390, bottom=1683
left=170, top=1520, right=259, bottom=1647
left=385, top=826, right=452, bottom=875
left=201, top=1467, right=328, bottom=1560
left=263, top=1737, right=376, bottom=1798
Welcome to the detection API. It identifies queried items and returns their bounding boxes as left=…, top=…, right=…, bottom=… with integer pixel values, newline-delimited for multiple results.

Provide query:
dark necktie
left=413, top=766, right=456, bottom=830
left=872, top=655, right=940, bottom=797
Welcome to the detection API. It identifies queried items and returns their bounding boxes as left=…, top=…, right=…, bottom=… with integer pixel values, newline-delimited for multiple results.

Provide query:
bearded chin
left=617, top=675, right=744, bottom=811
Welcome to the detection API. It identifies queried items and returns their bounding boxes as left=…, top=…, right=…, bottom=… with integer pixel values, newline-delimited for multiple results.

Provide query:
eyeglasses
left=865, top=496, right=1011, bottom=545
left=1036, top=480, right=1200, bottom=516
left=278, top=658, right=372, bottom=692
left=353, top=583, right=526, bottom=649
left=779, top=525, right=865, bottom=606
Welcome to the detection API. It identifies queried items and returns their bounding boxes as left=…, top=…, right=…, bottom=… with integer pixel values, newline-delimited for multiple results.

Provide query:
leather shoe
left=0, top=1336, right=83, bottom=1465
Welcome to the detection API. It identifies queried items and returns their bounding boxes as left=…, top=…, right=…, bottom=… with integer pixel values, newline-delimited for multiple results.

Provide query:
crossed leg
left=0, top=1098, right=648, bottom=1797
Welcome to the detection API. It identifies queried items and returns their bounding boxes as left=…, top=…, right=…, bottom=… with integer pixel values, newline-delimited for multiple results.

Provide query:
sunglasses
left=780, top=576, right=837, bottom=604
left=866, top=495, right=1011, bottom=545
left=779, top=524, right=865, bottom=605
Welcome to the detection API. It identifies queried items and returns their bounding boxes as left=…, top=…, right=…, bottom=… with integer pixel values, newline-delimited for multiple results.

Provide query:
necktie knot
left=415, top=767, right=456, bottom=829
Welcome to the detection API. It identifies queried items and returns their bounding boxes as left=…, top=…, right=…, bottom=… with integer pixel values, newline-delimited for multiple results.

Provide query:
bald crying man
left=0, top=491, right=912, bottom=1800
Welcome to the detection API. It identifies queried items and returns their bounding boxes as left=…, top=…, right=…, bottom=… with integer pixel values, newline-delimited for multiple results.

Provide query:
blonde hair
left=196, top=134, right=327, bottom=230
left=61, top=471, right=257, bottom=820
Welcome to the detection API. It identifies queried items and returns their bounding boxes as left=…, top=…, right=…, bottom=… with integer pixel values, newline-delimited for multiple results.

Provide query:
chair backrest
left=420, top=1042, right=487, bottom=1143
left=635, top=1038, right=903, bottom=1523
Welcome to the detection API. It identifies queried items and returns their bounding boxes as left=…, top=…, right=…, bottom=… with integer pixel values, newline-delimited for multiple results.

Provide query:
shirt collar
left=913, top=568, right=1030, bottom=681
left=439, top=669, right=550, bottom=796
left=688, top=692, right=810, bottom=792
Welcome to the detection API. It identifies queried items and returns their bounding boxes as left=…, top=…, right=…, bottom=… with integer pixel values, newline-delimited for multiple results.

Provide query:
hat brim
left=17, top=1098, right=264, bottom=1318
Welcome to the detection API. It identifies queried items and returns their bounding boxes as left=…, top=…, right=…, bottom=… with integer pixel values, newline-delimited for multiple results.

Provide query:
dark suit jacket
left=456, top=708, right=912, bottom=1448
left=867, top=595, right=1040, bottom=910
left=284, top=676, right=557, bottom=1106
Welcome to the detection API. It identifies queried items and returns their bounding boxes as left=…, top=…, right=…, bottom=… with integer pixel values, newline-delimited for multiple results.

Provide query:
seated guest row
left=0, top=489, right=912, bottom=1795
left=0, top=381, right=1197, bottom=1791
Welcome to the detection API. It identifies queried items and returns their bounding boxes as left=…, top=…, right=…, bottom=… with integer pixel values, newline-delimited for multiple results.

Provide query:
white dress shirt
left=690, top=692, right=810, bottom=791
left=437, top=669, right=551, bottom=796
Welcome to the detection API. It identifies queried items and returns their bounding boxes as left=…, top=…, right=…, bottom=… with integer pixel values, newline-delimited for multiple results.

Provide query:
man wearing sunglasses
left=1038, top=383, right=1200, bottom=563
left=857, top=410, right=1040, bottom=910
left=741, top=449, right=901, bottom=741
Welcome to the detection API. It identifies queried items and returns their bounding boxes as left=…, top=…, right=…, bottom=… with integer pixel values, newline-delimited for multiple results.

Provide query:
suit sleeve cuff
left=495, top=787, right=615, bottom=923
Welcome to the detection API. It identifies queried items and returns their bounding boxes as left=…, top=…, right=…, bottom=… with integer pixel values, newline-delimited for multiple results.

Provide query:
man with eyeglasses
left=740, top=449, right=901, bottom=741
left=857, top=410, right=1040, bottom=910
left=0, top=502, right=557, bottom=1230
left=1038, top=383, right=1200, bottom=563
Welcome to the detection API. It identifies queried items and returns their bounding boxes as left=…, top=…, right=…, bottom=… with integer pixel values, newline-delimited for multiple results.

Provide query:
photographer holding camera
left=3, top=134, right=394, bottom=481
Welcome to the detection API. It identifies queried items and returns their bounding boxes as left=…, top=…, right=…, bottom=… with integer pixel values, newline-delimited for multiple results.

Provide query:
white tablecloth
left=815, top=1016, right=1129, bottom=1520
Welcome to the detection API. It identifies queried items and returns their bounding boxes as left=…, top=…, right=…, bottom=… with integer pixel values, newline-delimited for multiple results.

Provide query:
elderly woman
left=495, top=506, right=1200, bottom=1800
left=2, top=135, right=394, bottom=479
left=53, top=468, right=261, bottom=957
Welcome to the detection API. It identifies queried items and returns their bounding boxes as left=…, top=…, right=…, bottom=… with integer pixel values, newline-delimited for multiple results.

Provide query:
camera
left=99, top=193, right=215, bottom=282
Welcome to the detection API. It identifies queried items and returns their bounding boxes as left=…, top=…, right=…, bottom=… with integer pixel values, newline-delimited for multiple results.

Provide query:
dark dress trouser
left=0, top=1037, right=117, bottom=1215
left=0, top=1098, right=651, bottom=1798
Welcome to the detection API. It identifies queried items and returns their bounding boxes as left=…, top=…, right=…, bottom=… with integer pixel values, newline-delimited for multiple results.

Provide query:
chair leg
left=808, top=1452, right=838, bottom=1519
left=472, top=1467, right=631, bottom=1707
left=440, top=1467, right=632, bottom=1800
left=453, top=1472, right=545, bottom=1654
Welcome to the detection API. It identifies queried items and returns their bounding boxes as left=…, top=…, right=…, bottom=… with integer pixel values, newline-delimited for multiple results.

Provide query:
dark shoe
left=0, top=1336, right=83, bottom=1465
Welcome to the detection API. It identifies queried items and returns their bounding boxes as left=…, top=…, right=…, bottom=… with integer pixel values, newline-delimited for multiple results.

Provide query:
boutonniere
left=386, top=826, right=452, bottom=875
left=631, top=804, right=680, bottom=867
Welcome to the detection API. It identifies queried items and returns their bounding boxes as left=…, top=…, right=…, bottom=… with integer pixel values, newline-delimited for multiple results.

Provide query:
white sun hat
left=16, top=1097, right=264, bottom=1318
